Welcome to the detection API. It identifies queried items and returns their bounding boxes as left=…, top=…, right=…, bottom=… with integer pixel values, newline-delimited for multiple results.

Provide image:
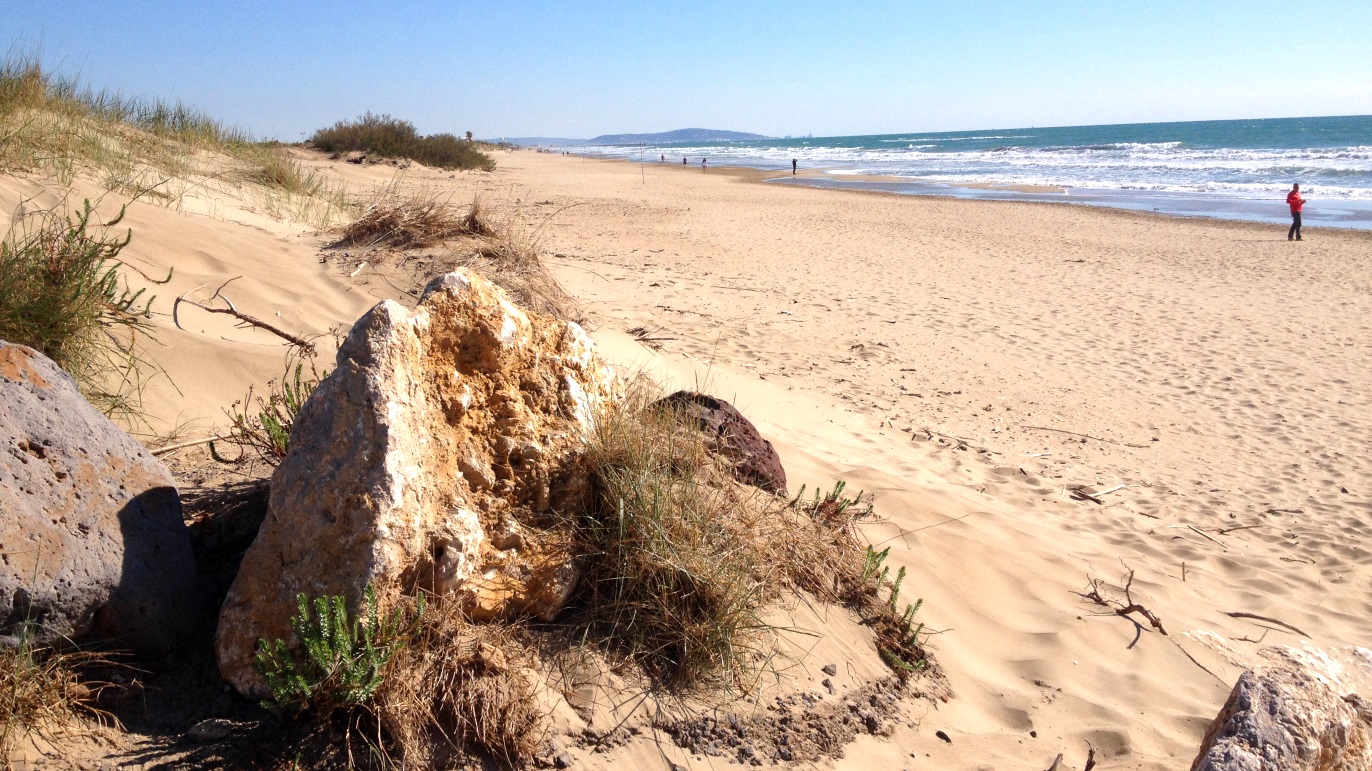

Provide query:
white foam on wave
left=579, top=139, right=1372, bottom=198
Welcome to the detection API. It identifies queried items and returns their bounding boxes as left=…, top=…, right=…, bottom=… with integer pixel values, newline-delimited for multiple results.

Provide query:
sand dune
left=4, top=148, right=1369, bottom=769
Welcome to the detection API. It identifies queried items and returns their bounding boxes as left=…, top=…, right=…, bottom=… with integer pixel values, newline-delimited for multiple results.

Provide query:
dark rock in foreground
left=0, top=341, right=196, bottom=656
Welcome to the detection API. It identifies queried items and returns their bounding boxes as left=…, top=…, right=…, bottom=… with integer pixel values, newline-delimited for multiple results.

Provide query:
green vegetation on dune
left=310, top=112, right=496, bottom=171
left=0, top=200, right=163, bottom=415
left=0, top=55, right=352, bottom=227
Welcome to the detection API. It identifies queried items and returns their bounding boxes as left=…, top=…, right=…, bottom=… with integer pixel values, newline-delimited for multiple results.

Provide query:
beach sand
left=4, top=149, right=1369, bottom=769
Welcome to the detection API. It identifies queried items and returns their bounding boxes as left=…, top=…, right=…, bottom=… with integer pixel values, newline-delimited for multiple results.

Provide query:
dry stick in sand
left=1020, top=425, right=1153, bottom=448
left=1226, top=612, right=1310, bottom=638
left=1082, top=570, right=1167, bottom=637
left=150, top=434, right=230, bottom=456
left=1168, top=524, right=1228, bottom=551
left=173, top=277, right=314, bottom=352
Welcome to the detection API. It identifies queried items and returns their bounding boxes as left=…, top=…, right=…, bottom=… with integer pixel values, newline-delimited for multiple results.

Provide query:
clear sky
left=5, top=1, right=1371, bottom=141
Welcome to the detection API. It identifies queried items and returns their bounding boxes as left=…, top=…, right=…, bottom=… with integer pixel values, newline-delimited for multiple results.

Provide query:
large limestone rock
left=216, top=270, right=619, bottom=695
left=0, top=342, right=196, bottom=656
left=1191, top=645, right=1372, bottom=771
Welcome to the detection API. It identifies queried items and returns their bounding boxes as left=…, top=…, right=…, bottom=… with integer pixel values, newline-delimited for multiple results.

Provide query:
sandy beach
left=495, top=153, right=1372, bottom=768
left=5, top=146, right=1371, bottom=769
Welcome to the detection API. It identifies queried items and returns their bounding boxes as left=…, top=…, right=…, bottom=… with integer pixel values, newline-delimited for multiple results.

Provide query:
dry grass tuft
left=572, top=381, right=937, bottom=689
left=338, top=190, right=479, bottom=249
left=376, top=597, right=543, bottom=767
left=0, top=637, right=124, bottom=757
left=568, top=382, right=794, bottom=692
left=340, top=188, right=577, bottom=320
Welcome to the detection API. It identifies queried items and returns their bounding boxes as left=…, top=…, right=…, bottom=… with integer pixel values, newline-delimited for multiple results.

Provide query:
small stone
left=822, top=678, right=835, bottom=694
left=821, top=663, right=838, bottom=676
left=188, top=718, right=237, bottom=742
left=554, top=752, right=575, bottom=769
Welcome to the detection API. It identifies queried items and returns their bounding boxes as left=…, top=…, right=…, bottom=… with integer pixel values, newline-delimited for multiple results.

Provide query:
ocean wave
left=576, top=137, right=1372, bottom=197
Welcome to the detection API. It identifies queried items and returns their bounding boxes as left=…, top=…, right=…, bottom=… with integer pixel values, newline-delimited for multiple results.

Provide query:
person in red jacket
left=1286, top=183, right=1305, bottom=241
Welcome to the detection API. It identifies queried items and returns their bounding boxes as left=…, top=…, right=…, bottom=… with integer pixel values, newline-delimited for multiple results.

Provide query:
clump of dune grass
left=338, top=187, right=576, bottom=319
left=337, top=189, right=481, bottom=249
left=0, top=54, right=355, bottom=228
left=310, top=113, right=496, bottom=172
left=565, top=382, right=793, bottom=692
left=376, top=597, right=544, bottom=768
left=0, top=198, right=163, bottom=415
left=0, top=633, right=123, bottom=758
left=571, top=383, right=937, bottom=689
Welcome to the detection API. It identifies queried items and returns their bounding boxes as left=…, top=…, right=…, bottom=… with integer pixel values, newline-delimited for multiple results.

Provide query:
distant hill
left=586, top=128, right=771, bottom=146
left=502, top=137, right=588, bottom=147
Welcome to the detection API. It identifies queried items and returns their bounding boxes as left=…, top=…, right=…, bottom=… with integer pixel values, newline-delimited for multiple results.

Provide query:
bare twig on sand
left=173, top=278, right=314, bottom=351
left=1020, top=425, right=1152, bottom=448
left=1226, top=612, right=1310, bottom=638
left=1084, top=744, right=1097, bottom=771
left=150, top=434, right=229, bottom=456
left=1081, top=570, right=1168, bottom=637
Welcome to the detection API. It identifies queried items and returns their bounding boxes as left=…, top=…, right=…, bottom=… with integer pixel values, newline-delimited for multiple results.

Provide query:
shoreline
left=566, top=152, right=1372, bottom=239
left=572, top=152, right=1372, bottom=231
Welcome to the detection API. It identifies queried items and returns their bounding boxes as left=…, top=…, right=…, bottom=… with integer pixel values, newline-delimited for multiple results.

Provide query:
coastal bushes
left=310, top=112, right=496, bottom=171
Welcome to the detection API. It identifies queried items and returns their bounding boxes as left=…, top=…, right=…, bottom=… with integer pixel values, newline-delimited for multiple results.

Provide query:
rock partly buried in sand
left=216, top=269, right=619, bottom=696
left=0, top=341, right=197, bottom=656
left=652, top=391, right=787, bottom=494
left=1191, top=644, right=1372, bottom=771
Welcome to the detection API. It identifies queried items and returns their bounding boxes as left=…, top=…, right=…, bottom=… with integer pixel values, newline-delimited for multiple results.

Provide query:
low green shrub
left=215, top=354, right=325, bottom=465
left=254, top=585, right=423, bottom=718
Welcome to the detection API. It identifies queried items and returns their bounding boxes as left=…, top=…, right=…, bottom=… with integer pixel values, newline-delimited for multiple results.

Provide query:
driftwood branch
left=1020, top=425, right=1152, bottom=448
left=1226, top=612, right=1310, bottom=638
left=1081, top=570, right=1167, bottom=639
left=150, top=434, right=230, bottom=456
left=173, top=278, right=314, bottom=352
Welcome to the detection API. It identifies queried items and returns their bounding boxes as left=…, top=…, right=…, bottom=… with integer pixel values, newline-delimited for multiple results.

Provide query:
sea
left=575, top=115, right=1372, bottom=229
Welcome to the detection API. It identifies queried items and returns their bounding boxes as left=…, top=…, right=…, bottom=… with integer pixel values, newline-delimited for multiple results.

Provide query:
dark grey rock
left=554, top=752, right=574, bottom=769
left=821, top=663, right=838, bottom=676
left=0, top=342, right=196, bottom=656
left=651, top=391, right=787, bottom=494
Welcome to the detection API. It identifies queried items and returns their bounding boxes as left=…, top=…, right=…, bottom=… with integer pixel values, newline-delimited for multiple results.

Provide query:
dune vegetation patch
left=0, top=199, right=162, bottom=415
left=310, top=112, right=496, bottom=172
left=0, top=55, right=353, bottom=227
left=333, top=186, right=577, bottom=321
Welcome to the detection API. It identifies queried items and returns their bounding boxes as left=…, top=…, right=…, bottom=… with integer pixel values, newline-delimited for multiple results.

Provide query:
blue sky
left=5, top=1, right=1371, bottom=140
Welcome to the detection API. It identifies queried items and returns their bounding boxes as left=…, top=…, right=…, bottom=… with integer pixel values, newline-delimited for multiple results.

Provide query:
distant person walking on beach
left=683, top=156, right=687, bottom=165
left=701, top=158, right=707, bottom=168
left=792, top=158, right=798, bottom=175
left=1287, top=183, right=1305, bottom=241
